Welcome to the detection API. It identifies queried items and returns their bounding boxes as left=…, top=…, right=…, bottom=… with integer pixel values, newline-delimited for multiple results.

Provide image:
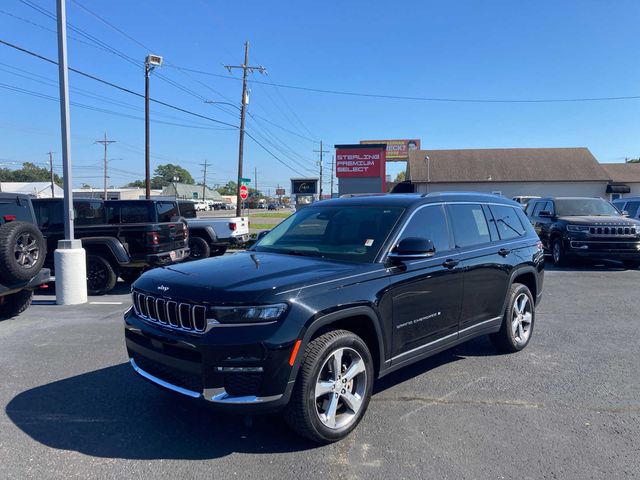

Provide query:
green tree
left=393, top=171, right=406, bottom=183
left=124, top=180, right=145, bottom=188
left=216, top=181, right=237, bottom=195
left=152, top=164, right=194, bottom=187
left=0, top=162, right=62, bottom=184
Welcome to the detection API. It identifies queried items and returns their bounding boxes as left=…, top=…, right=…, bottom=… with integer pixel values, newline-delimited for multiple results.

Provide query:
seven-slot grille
left=132, top=290, right=207, bottom=333
left=588, top=225, right=637, bottom=237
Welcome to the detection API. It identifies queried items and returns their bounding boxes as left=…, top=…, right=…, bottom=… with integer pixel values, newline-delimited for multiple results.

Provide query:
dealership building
left=403, top=147, right=640, bottom=201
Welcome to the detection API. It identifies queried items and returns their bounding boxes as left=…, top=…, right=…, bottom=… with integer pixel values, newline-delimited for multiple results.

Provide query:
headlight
left=207, top=303, right=288, bottom=325
left=566, top=225, right=590, bottom=232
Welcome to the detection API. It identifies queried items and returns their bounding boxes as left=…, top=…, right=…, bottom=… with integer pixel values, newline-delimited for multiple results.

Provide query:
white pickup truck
left=177, top=201, right=249, bottom=259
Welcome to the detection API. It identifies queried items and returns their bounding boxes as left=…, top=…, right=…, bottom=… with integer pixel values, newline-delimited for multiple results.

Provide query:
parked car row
left=0, top=195, right=250, bottom=318
left=525, top=196, right=640, bottom=268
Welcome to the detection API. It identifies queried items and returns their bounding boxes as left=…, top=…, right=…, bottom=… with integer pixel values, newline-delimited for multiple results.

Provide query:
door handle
left=498, top=248, right=511, bottom=257
left=442, top=258, right=460, bottom=269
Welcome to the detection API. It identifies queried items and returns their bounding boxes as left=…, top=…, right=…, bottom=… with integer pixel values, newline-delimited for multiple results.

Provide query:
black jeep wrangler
left=124, top=193, right=544, bottom=442
left=527, top=197, right=640, bottom=268
left=0, top=193, right=50, bottom=320
left=33, top=198, right=189, bottom=294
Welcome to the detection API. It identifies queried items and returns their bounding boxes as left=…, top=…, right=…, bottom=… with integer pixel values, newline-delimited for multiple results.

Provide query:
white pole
left=54, top=0, right=87, bottom=305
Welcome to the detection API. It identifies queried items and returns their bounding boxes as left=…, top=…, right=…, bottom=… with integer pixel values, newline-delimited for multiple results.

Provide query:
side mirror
left=621, top=210, right=629, bottom=217
left=538, top=210, right=554, bottom=218
left=388, top=237, right=436, bottom=260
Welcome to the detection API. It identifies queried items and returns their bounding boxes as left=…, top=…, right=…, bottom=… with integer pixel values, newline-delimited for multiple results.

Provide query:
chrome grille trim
left=131, top=291, right=207, bottom=334
left=587, top=225, right=637, bottom=237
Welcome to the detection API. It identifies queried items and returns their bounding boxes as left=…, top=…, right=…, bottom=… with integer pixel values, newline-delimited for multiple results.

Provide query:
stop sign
left=239, top=184, right=249, bottom=200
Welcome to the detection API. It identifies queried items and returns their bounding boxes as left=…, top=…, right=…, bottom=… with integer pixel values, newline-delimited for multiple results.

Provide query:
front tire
left=285, top=330, right=374, bottom=443
left=551, top=238, right=568, bottom=267
left=86, top=254, right=117, bottom=295
left=490, top=283, right=535, bottom=353
left=0, top=289, right=34, bottom=320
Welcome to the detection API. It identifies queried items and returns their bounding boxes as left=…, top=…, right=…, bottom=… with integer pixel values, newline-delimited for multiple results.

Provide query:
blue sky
left=1, top=0, right=639, bottom=192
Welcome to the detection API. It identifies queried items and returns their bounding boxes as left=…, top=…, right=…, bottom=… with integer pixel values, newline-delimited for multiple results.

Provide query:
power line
left=1, top=39, right=312, bottom=177
left=170, top=64, right=640, bottom=104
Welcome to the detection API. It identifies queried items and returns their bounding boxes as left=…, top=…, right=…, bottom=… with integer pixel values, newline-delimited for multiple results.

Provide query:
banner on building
left=360, top=139, right=420, bottom=160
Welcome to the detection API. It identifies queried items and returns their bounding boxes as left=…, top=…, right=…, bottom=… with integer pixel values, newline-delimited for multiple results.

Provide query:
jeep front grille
left=588, top=225, right=637, bottom=237
left=132, top=291, right=207, bottom=333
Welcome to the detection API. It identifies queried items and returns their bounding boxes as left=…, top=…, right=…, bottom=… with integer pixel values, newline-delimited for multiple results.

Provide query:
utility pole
left=96, top=133, right=115, bottom=199
left=313, top=141, right=329, bottom=200
left=330, top=154, right=335, bottom=197
left=201, top=159, right=208, bottom=200
left=254, top=167, right=258, bottom=196
left=47, top=151, right=55, bottom=198
left=224, top=41, right=267, bottom=216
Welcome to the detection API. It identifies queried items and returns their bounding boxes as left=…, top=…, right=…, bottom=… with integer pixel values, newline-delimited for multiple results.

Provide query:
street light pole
left=144, top=54, right=163, bottom=199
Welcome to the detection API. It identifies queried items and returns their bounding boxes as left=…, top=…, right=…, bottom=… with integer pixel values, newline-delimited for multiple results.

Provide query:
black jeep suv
left=527, top=197, right=640, bottom=268
left=124, top=193, right=544, bottom=442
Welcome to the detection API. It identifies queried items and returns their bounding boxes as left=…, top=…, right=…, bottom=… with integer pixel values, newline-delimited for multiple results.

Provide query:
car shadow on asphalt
left=5, top=337, right=500, bottom=458
left=5, top=363, right=317, bottom=459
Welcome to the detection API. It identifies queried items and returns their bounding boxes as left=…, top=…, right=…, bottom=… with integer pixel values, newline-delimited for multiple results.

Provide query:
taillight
left=146, top=231, right=159, bottom=246
left=229, top=222, right=237, bottom=231
left=3, top=215, right=17, bottom=222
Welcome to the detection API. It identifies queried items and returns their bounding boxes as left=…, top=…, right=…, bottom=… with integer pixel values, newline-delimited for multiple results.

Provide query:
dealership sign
left=360, top=139, right=420, bottom=160
left=336, top=147, right=385, bottom=178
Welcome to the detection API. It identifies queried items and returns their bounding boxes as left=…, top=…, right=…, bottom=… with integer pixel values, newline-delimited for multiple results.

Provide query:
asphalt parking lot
left=1, top=263, right=639, bottom=479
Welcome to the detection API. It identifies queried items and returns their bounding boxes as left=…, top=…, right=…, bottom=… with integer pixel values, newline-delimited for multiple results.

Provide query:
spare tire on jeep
left=0, top=221, right=46, bottom=283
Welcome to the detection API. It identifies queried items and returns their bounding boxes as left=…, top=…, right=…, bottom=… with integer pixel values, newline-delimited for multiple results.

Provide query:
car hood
left=557, top=215, right=640, bottom=225
left=134, top=251, right=381, bottom=304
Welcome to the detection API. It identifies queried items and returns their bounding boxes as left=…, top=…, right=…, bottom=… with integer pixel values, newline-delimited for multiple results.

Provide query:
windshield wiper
left=284, top=249, right=325, bottom=258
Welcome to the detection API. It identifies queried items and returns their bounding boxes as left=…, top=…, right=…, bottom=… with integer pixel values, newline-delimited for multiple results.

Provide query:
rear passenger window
left=156, top=202, right=178, bottom=222
left=74, top=201, right=104, bottom=225
left=447, top=204, right=491, bottom=248
left=398, top=205, right=450, bottom=253
left=121, top=205, right=151, bottom=223
left=489, top=205, right=526, bottom=240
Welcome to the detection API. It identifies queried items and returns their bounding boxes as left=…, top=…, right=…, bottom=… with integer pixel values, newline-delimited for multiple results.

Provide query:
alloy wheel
left=14, top=233, right=40, bottom=268
left=315, top=347, right=367, bottom=430
left=511, top=293, right=533, bottom=345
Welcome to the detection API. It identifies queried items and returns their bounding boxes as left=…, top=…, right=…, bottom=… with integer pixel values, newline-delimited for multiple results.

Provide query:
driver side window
left=398, top=205, right=451, bottom=254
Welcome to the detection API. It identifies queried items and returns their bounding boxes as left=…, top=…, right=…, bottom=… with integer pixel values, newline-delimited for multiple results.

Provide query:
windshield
left=253, top=205, right=404, bottom=263
left=555, top=199, right=621, bottom=217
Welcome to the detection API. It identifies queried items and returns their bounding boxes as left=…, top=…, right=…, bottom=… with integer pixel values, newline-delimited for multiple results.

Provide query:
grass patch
left=250, top=212, right=291, bottom=219
left=249, top=223, right=274, bottom=230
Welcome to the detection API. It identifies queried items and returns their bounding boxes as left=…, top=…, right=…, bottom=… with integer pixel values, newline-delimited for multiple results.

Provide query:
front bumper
left=146, top=247, right=190, bottom=266
left=567, top=239, right=640, bottom=259
left=124, top=308, right=295, bottom=413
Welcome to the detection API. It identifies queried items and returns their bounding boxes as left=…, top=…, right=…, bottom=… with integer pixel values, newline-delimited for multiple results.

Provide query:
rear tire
left=86, top=254, right=117, bottom=295
left=285, top=330, right=374, bottom=443
left=188, top=236, right=210, bottom=260
left=0, top=289, right=34, bottom=320
left=0, top=221, right=46, bottom=283
left=490, top=283, right=535, bottom=353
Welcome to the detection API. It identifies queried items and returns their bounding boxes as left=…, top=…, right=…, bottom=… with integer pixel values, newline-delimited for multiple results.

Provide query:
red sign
left=239, top=184, right=249, bottom=200
left=360, top=139, right=420, bottom=160
left=336, top=147, right=385, bottom=178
